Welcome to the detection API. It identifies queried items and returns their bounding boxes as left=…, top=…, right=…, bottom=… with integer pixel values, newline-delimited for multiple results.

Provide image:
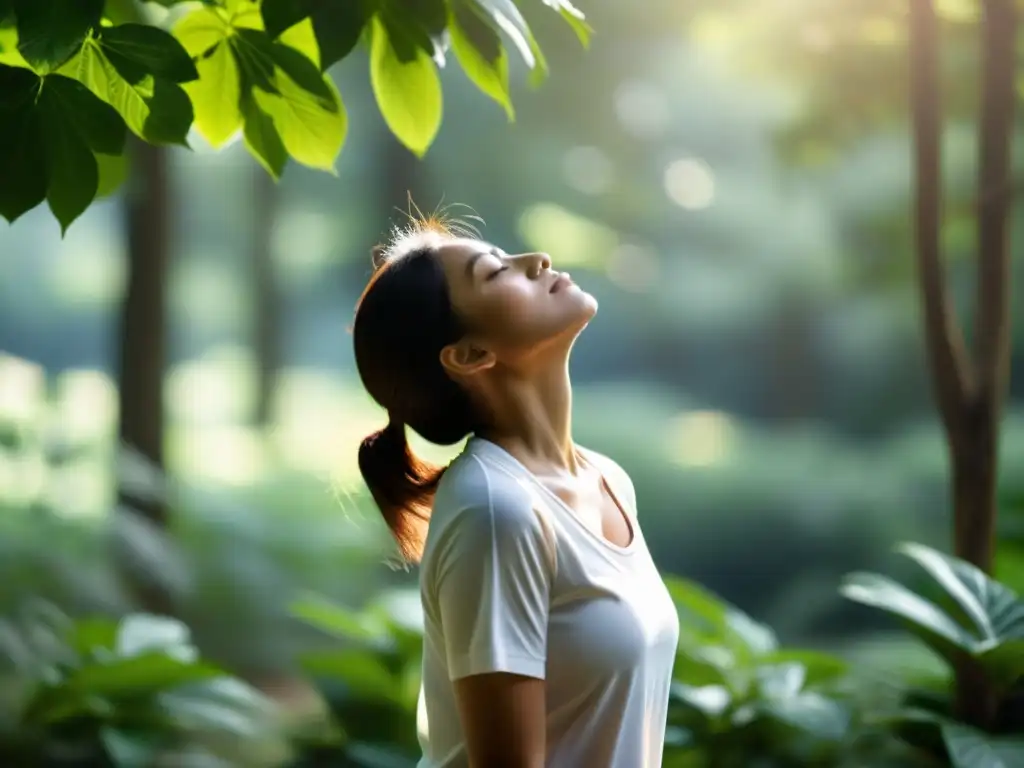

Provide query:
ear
left=440, top=339, right=496, bottom=377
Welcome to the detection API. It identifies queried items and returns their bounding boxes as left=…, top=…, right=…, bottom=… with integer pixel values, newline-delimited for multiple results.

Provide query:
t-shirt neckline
left=468, top=436, right=638, bottom=555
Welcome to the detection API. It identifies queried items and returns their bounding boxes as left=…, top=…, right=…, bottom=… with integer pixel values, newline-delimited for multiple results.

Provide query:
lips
left=550, top=273, right=573, bottom=293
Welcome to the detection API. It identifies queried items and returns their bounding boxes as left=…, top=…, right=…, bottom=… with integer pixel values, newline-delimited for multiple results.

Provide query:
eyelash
left=487, top=266, right=508, bottom=281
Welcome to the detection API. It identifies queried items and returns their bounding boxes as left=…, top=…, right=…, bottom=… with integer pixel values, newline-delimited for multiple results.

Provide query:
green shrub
left=842, top=542, right=1024, bottom=766
left=0, top=603, right=286, bottom=767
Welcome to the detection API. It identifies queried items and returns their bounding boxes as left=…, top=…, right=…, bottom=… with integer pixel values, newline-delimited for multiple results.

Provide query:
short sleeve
left=431, top=474, right=552, bottom=682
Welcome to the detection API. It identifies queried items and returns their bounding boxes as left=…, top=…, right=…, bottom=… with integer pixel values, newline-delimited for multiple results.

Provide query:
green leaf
left=762, top=692, right=850, bottom=741
left=42, top=71, right=126, bottom=154
left=12, top=0, right=104, bottom=71
left=449, top=0, right=512, bottom=119
left=262, top=0, right=372, bottom=70
left=540, top=0, right=592, bottom=48
left=173, top=2, right=231, bottom=60
left=116, top=614, right=196, bottom=662
left=663, top=576, right=730, bottom=638
left=236, top=27, right=330, bottom=100
left=898, top=542, right=1024, bottom=643
left=279, top=17, right=320, bottom=68
left=841, top=571, right=978, bottom=662
left=0, top=65, right=46, bottom=222
left=0, top=71, right=127, bottom=233
left=757, top=662, right=806, bottom=700
left=174, top=5, right=345, bottom=169
left=0, top=19, right=28, bottom=67
left=524, top=25, right=548, bottom=88
left=241, top=92, right=287, bottom=178
left=40, top=86, right=100, bottom=233
left=369, top=13, right=441, bottom=157
left=996, top=545, right=1024, bottom=594
left=249, top=63, right=346, bottom=172
left=673, top=645, right=733, bottom=688
left=291, top=593, right=389, bottom=645
left=98, top=23, right=199, bottom=83
left=185, top=43, right=241, bottom=147
left=173, top=6, right=242, bottom=146
left=759, top=649, right=849, bottom=686
left=301, top=648, right=402, bottom=702
left=670, top=682, right=731, bottom=717
left=70, top=652, right=223, bottom=697
left=470, top=0, right=535, bottom=68
left=101, top=728, right=162, bottom=768
left=102, top=0, right=144, bottom=25
left=230, top=28, right=346, bottom=172
left=726, top=611, right=778, bottom=656
left=260, top=0, right=308, bottom=38
left=942, top=723, right=1024, bottom=768
left=977, top=638, right=1024, bottom=689
left=95, top=151, right=128, bottom=198
left=62, top=35, right=194, bottom=145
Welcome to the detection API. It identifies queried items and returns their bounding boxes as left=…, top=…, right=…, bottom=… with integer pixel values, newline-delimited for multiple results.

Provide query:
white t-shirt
left=416, top=437, right=680, bottom=768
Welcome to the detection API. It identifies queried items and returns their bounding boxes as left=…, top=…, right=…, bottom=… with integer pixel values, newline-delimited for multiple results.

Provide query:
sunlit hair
left=353, top=199, right=483, bottom=562
left=373, top=199, right=484, bottom=268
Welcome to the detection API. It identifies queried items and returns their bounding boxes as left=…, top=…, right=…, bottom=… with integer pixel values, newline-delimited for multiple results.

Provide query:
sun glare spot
left=664, top=159, right=715, bottom=211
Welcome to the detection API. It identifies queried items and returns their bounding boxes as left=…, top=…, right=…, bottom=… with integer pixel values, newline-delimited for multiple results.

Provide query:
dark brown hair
left=353, top=221, right=479, bottom=562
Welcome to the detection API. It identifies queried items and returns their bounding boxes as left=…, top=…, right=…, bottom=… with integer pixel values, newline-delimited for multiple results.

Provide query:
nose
left=514, top=251, right=551, bottom=277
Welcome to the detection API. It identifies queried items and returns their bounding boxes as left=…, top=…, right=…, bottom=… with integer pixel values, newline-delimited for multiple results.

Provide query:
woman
left=352, top=215, right=680, bottom=768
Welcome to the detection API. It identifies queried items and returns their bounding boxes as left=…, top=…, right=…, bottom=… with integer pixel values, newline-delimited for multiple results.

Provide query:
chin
left=564, top=294, right=598, bottom=337
left=575, top=289, right=599, bottom=320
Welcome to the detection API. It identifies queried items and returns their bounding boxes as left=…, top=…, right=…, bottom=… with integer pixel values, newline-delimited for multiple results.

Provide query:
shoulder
left=428, top=448, right=548, bottom=553
left=436, top=449, right=536, bottom=524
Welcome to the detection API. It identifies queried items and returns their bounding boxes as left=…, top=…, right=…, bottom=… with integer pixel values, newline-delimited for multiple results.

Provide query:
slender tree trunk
left=966, top=0, right=1015, bottom=570
left=251, top=167, right=281, bottom=427
left=907, top=0, right=1015, bottom=729
left=116, top=140, right=175, bottom=617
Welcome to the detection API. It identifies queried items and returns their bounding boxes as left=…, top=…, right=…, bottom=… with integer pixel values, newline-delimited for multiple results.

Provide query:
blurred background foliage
left=3, top=0, right=1024, bottom=765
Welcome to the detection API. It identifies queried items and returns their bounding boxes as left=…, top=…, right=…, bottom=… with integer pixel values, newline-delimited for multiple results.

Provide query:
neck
left=476, top=356, right=578, bottom=474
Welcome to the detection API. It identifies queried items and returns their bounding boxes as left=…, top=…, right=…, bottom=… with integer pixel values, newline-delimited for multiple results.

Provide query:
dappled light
left=0, top=354, right=44, bottom=421
left=663, top=158, right=716, bottom=211
left=2, top=0, right=1024, bottom=764
left=666, top=410, right=734, bottom=469
left=517, top=203, right=618, bottom=268
left=614, top=80, right=672, bottom=140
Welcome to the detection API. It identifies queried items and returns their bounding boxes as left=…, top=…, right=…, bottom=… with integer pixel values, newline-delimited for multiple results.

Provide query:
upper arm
left=432, top=475, right=553, bottom=681
left=428, top=467, right=553, bottom=766
left=454, top=672, right=546, bottom=768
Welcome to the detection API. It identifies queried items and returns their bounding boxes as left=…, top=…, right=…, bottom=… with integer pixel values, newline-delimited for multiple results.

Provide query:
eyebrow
left=464, top=247, right=501, bottom=280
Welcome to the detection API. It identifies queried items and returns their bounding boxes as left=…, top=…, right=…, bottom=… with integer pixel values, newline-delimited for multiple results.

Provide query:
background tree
left=680, top=0, right=1018, bottom=731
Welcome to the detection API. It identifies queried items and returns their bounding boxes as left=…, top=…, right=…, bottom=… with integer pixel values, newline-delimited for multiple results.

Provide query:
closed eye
left=486, top=266, right=509, bottom=281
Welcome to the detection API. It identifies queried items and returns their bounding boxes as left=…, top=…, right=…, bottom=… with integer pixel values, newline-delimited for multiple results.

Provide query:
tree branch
left=973, top=0, right=1016, bottom=404
left=909, top=0, right=974, bottom=431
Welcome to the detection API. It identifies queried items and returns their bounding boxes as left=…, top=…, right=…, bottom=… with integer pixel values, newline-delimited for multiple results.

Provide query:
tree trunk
left=251, top=167, right=281, bottom=427
left=116, top=140, right=175, bottom=617
left=964, top=0, right=1015, bottom=571
left=907, top=0, right=1015, bottom=729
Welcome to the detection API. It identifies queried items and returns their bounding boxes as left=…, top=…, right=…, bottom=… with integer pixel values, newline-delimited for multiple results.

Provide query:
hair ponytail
left=358, top=416, right=445, bottom=563
left=353, top=226, right=480, bottom=562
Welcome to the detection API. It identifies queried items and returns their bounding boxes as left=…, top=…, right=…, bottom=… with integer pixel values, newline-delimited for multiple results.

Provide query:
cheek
left=466, top=285, right=536, bottom=331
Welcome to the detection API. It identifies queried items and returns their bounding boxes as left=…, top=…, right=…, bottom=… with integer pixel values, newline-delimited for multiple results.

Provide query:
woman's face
left=436, top=238, right=598, bottom=362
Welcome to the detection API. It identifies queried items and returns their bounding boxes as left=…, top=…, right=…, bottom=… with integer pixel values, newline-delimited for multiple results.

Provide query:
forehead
left=436, top=238, right=496, bottom=278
